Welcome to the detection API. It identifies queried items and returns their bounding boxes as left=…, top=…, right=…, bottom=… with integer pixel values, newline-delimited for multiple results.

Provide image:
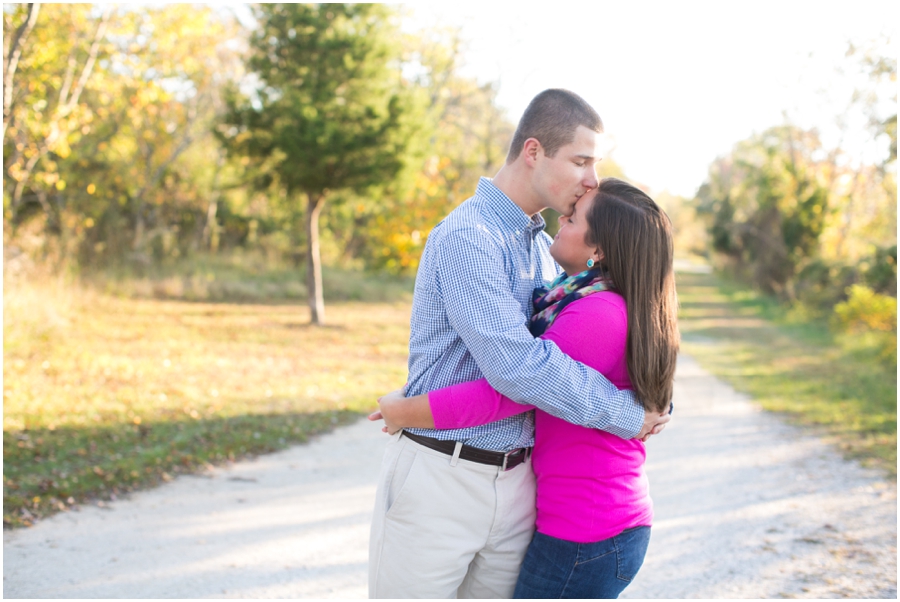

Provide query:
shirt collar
left=476, top=177, right=547, bottom=234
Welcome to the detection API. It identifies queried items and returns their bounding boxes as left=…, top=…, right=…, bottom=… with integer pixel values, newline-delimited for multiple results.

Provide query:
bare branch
left=64, top=5, right=113, bottom=113
left=57, top=53, right=80, bottom=109
left=3, top=3, right=40, bottom=141
left=11, top=148, right=44, bottom=209
left=134, top=94, right=211, bottom=202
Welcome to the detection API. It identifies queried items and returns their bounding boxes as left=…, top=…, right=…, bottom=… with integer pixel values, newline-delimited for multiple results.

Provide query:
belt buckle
left=501, top=448, right=522, bottom=471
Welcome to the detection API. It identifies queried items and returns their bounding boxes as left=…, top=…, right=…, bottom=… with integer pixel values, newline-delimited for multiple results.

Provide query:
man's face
left=532, top=125, right=602, bottom=215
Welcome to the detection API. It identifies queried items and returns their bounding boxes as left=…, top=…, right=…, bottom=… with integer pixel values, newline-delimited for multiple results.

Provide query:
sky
left=405, top=1, right=897, bottom=197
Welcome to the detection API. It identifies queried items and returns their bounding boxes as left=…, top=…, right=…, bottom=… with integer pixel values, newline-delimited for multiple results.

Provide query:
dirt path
left=3, top=352, right=896, bottom=598
left=622, top=352, right=895, bottom=599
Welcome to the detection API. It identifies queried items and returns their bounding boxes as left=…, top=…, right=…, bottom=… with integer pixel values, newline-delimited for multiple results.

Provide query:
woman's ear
left=593, top=248, right=605, bottom=264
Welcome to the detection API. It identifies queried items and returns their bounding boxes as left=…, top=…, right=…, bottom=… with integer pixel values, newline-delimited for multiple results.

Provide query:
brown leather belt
left=402, top=430, right=531, bottom=471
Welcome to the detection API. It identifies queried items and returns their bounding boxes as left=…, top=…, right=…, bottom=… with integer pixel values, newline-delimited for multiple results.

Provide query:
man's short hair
left=506, top=89, right=603, bottom=163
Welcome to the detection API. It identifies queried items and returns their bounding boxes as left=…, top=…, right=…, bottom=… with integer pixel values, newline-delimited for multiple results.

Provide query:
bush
left=834, top=285, right=897, bottom=332
left=863, top=244, right=897, bottom=295
left=833, top=284, right=897, bottom=364
left=793, top=259, right=858, bottom=310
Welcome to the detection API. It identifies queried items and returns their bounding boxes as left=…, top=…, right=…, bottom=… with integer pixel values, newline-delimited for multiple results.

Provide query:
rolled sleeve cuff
left=605, top=399, right=645, bottom=440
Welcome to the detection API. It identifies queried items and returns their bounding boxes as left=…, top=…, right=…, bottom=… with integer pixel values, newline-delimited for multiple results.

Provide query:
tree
left=697, top=126, right=831, bottom=299
left=328, top=26, right=517, bottom=274
left=94, top=5, right=241, bottom=262
left=846, top=37, right=897, bottom=167
left=3, top=4, right=113, bottom=238
left=221, top=4, right=426, bottom=324
left=3, top=5, right=242, bottom=270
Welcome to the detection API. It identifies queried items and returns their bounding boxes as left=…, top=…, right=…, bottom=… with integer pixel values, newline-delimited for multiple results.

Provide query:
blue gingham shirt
left=404, top=178, right=644, bottom=451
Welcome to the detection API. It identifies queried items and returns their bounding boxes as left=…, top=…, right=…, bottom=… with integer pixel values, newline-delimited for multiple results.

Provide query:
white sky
left=405, top=1, right=898, bottom=197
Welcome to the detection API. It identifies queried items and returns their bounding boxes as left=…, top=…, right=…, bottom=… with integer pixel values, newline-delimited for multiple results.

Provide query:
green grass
left=676, top=267, right=897, bottom=478
left=3, top=271, right=413, bottom=528
left=81, top=251, right=417, bottom=304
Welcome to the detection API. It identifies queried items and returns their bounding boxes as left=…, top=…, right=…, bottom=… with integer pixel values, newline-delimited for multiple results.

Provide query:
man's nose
left=585, top=169, right=599, bottom=190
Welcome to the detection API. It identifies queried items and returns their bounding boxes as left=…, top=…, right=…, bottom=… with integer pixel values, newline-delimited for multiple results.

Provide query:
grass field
left=676, top=266, right=897, bottom=478
left=3, top=273, right=414, bottom=528
left=5, top=260, right=895, bottom=528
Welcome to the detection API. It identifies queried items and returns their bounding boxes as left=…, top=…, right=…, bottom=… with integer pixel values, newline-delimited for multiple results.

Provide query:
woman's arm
left=373, top=294, right=631, bottom=433
left=369, top=378, right=529, bottom=434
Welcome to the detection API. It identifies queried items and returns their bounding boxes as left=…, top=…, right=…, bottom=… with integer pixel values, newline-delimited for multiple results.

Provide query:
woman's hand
left=368, top=389, right=408, bottom=435
left=367, top=388, right=435, bottom=435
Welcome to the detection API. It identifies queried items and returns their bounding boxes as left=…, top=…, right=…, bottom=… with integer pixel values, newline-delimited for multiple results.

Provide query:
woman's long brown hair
left=585, top=178, right=679, bottom=413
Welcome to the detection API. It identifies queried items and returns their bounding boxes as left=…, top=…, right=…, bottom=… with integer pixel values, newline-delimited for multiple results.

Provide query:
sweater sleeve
left=430, top=293, right=629, bottom=430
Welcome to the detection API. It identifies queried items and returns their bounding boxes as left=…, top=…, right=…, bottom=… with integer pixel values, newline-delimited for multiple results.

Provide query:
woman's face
left=550, top=192, right=602, bottom=276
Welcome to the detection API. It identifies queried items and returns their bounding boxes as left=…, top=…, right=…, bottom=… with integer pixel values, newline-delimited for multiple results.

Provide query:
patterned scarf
left=529, top=269, right=610, bottom=336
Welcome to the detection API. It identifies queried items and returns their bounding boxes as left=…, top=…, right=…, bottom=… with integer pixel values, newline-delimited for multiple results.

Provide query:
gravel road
left=3, top=351, right=896, bottom=598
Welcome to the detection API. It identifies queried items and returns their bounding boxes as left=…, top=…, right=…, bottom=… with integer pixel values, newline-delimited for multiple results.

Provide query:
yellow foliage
left=833, top=285, right=897, bottom=333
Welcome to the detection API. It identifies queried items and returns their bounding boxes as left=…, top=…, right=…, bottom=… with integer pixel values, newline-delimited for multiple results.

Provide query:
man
left=368, top=89, right=669, bottom=598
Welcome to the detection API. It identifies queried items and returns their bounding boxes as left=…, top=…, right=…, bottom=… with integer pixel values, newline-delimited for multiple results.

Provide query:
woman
left=374, top=177, right=679, bottom=598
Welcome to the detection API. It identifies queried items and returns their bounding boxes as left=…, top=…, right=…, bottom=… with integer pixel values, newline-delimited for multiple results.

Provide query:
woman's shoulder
left=575, top=290, right=627, bottom=317
left=546, top=290, right=629, bottom=372
left=553, top=290, right=627, bottom=332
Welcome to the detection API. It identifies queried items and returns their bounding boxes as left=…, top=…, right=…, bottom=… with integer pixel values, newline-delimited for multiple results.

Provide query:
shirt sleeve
left=434, top=228, right=644, bottom=438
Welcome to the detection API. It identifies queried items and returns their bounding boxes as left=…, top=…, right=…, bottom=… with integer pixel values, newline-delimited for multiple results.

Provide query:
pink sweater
left=428, top=292, right=652, bottom=543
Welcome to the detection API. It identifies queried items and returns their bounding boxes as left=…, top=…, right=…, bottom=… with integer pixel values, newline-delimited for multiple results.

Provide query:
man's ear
left=522, top=137, right=542, bottom=167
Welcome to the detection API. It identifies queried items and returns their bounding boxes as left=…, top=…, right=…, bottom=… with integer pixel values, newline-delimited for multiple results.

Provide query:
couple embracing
left=368, top=89, right=679, bottom=599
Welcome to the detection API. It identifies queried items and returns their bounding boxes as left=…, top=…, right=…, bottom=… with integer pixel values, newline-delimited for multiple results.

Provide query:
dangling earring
left=586, top=258, right=595, bottom=269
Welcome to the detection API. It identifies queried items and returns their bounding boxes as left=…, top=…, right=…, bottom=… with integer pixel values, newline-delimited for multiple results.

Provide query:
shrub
left=863, top=244, right=897, bottom=295
left=833, top=284, right=897, bottom=364
left=834, top=285, right=897, bottom=333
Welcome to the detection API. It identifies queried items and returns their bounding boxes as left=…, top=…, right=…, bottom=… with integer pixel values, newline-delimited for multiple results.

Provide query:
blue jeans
left=513, top=527, right=651, bottom=599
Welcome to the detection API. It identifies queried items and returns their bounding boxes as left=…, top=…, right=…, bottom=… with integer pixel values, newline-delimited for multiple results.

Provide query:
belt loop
left=449, top=441, right=463, bottom=467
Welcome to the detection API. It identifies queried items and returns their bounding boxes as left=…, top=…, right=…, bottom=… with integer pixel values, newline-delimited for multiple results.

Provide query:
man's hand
left=637, top=409, right=671, bottom=442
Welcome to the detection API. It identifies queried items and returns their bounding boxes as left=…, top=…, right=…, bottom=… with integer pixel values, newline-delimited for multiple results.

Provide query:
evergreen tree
left=221, top=4, right=425, bottom=324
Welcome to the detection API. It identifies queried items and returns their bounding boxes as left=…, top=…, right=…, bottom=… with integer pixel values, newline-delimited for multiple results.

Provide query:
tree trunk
left=203, top=149, right=225, bottom=252
left=305, top=192, right=326, bottom=325
left=132, top=199, right=145, bottom=252
left=203, top=199, right=219, bottom=252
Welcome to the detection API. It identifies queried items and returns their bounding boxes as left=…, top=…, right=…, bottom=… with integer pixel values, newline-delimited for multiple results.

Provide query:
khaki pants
left=368, top=431, right=536, bottom=599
